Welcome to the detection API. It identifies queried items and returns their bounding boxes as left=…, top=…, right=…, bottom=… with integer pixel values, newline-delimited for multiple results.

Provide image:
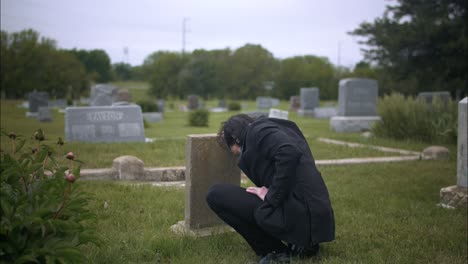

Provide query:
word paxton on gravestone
left=65, top=105, right=145, bottom=142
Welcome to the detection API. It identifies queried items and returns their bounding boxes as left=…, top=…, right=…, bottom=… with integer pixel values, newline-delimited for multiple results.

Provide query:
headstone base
left=170, top=221, right=234, bottom=237
left=313, top=107, right=337, bottom=119
left=439, top=185, right=467, bottom=208
left=25, top=112, right=39, bottom=118
left=330, top=116, right=381, bottom=132
left=297, top=109, right=315, bottom=117
left=142, top=112, right=163, bottom=123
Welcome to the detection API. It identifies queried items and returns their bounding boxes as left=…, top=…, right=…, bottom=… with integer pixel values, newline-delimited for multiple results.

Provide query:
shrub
left=137, top=100, right=159, bottom=113
left=0, top=129, right=99, bottom=263
left=372, top=93, right=458, bottom=144
left=188, top=109, right=209, bottom=127
left=227, top=101, right=241, bottom=111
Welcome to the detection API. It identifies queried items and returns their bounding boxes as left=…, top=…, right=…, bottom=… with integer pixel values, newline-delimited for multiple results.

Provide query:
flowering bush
left=0, top=129, right=99, bottom=263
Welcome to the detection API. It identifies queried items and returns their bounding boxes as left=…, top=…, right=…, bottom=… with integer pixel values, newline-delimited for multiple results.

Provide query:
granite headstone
left=65, top=105, right=145, bottom=142
left=337, top=78, right=378, bottom=116
left=90, top=84, right=116, bottom=106
left=28, top=92, right=49, bottom=113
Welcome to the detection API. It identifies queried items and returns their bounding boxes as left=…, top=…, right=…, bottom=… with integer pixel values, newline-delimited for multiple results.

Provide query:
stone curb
left=317, top=137, right=422, bottom=156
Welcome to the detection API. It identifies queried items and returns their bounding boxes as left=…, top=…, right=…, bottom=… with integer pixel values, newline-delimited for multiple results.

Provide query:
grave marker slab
left=90, top=84, right=116, bottom=106
left=289, top=96, right=300, bottom=112
left=256, top=97, right=273, bottom=109
left=298, top=88, right=319, bottom=117
left=38, top=107, right=53, bottom=122
left=187, top=95, right=199, bottom=110
left=417, top=91, right=451, bottom=105
left=269, top=108, right=289, bottom=120
left=28, top=92, right=49, bottom=113
left=331, top=78, right=381, bottom=132
left=171, top=134, right=240, bottom=236
left=65, top=105, right=145, bottom=142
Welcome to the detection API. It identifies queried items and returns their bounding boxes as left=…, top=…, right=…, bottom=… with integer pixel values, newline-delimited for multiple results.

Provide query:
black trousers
left=206, top=183, right=288, bottom=256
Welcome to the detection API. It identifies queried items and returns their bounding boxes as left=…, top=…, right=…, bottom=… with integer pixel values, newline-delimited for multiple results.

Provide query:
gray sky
left=1, top=0, right=391, bottom=67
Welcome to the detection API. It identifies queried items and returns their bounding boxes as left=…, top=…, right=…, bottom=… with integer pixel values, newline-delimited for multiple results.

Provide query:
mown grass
left=1, top=82, right=465, bottom=263
left=0, top=99, right=428, bottom=169
left=78, top=160, right=466, bottom=263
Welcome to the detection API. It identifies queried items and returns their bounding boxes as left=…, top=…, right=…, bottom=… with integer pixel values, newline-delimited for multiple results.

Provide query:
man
left=206, top=114, right=335, bottom=264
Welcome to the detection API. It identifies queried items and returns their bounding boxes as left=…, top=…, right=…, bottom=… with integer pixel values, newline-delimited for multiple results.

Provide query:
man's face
left=230, top=144, right=241, bottom=155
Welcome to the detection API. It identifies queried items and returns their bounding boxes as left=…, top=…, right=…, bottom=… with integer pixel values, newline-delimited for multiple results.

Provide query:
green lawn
left=1, top=82, right=465, bottom=263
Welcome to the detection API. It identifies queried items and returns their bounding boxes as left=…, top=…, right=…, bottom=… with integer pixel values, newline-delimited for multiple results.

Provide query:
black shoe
left=288, top=243, right=320, bottom=258
left=258, top=252, right=291, bottom=264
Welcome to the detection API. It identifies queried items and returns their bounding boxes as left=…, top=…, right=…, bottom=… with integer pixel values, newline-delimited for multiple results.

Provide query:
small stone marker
left=90, top=84, right=116, bottom=106
left=65, top=105, right=145, bottom=142
left=256, top=97, right=273, bottom=109
left=330, top=78, right=381, bottom=132
left=113, top=156, right=144, bottom=180
left=417, top=91, right=451, bottom=106
left=187, top=95, right=199, bottom=110
left=439, top=97, right=467, bottom=208
left=114, top=88, right=132, bottom=103
left=27, top=92, right=49, bottom=117
left=289, top=96, right=300, bottom=112
left=422, top=146, right=450, bottom=160
left=268, top=108, right=289, bottom=120
left=298, top=88, right=319, bottom=117
left=38, top=107, right=53, bottom=122
left=171, top=134, right=240, bottom=236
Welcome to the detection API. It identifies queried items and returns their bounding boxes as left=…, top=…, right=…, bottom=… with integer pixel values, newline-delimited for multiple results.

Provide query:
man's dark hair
left=217, top=114, right=254, bottom=150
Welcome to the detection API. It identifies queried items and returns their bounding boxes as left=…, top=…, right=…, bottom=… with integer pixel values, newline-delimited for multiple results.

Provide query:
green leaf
left=14, top=254, right=39, bottom=264
left=15, top=139, right=26, bottom=153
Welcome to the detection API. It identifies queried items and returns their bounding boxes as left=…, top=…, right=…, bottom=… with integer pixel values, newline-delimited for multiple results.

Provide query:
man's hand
left=246, top=186, right=269, bottom=201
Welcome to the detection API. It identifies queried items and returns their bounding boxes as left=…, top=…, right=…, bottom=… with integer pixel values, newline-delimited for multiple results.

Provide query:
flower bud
left=8, top=132, right=16, bottom=140
left=66, top=152, right=75, bottom=160
left=65, top=173, right=76, bottom=183
left=32, top=147, right=38, bottom=154
left=57, top=137, right=64, bottom=146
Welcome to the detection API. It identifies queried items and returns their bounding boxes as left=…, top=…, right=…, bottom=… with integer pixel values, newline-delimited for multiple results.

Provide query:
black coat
left=238, top=117, right=335, bottom=246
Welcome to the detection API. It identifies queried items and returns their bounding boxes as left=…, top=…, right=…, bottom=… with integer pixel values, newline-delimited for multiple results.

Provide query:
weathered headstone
left=256, top=97, right=273, bottom=109
left=114, top=88, right=132, bottom=103
left=38, top=107, right=53, bottom=122
left=330, top=78, right=381, bottom=132
left=28, top=92, right=49, bottom=113
left=142, top=112, right=163, bottom=123
left=65, top=105, right=145, bottom=142
left=289, top=96, right=300, bottom=112
left=112, top=155, right=144, bottom=180
left=187, top=95, right=199, bottom=110
left=417, top=91, right=451, bottom=106
left=298, top=88, right=319, bottom=117
left=90, top=84, right=116, bottom=106
left=171, top=134, right=240, bottom=236
left=439, top=97, right=467, bottom=208
left=268, top=108, right=289, bottom=120
left=48, top=99, right=68, bottom=109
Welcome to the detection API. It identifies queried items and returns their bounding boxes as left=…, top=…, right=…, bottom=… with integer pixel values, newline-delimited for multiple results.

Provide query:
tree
left=0, top=29, right=89, bottom=99
left=144, top=51, right=186, bottom=98
left=275, top=56, right=336, bottom=100
left=67, top=49, right=112, bottom=83
left=350, top=0, right=467, bottom=96
left=227, top=44, right=278, bottom=99
left=112, top=63, right=133, bottom=81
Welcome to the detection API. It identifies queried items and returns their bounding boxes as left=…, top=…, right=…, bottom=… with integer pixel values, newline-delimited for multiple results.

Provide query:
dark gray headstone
left=338, top=78, right=378, bottom=116
left=90, top=84, right=116, bottom=106
left=65, top=105, right=145, bottom=142
left=38, top=107, right=53, bottom=122
left=300, top=88, right=319, bottom=110
left=256, top=97, right=273, bottom=109
left=417, top=91, right=451, bottom=106
left=187, top=95, right=199, bottom=110
left=29, top=92, right=49, bottom=112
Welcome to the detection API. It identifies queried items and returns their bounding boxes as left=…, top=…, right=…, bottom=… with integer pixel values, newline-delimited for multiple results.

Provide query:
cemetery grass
left=0, top=99, right=451, bottom=169
left=78, top=160, right=467, bottom=264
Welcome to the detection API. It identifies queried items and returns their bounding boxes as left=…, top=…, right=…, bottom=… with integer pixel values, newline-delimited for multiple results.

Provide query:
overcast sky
left=1, top=0, right=391, bottom=67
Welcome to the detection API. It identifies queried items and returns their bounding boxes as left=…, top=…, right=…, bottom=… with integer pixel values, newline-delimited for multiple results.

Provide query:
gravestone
left=187, top=95, right=199, bottom=110
left=65, top=105, right=145, bottom=142
left=256, top=97, right=273, bottom=109
left=157, top=99, right=165, bottom=112
left=289, top=96, right=300, bottom=112
left=218, top=99, right=226, bottom=108
left=330, top=78, right=381, bottom=132
left=90, top=84, right=116, bottom=106
left=142, top=112, right=163, bottom=123
left=48, top=99, right=68, bottom=109
left=298, top=88, right=319, bottom=117
left=28, top=92, right=49, bottom=113
left=114, top=89, right=132, bottom=103
left=417, top=91, right=451, bottom=106
left=171, top=134, right=240, bottom=236
left=38, top=107, right=53, bottom=122
left=269, top=108, right=288, bottom=120
left=439, top=97, right=467, bottom=208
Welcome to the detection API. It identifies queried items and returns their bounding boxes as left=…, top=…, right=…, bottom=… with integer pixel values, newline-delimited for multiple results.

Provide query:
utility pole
left=337, top=41, right=342, bottom=68
left=182, top=17, right=189, bottom=55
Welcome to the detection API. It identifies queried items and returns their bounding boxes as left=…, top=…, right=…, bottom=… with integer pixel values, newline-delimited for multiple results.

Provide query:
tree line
left=1, top=0, right=466, bottom=100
